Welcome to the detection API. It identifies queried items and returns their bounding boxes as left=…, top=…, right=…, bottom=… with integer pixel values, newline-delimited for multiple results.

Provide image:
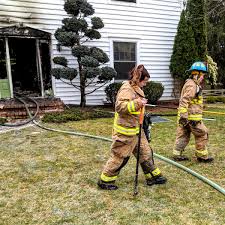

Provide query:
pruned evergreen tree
left=51, top=0, right=117, bottom=107
left=170, top=10, right=198, bottom=81
left=186, top=0, right=207, bottom=59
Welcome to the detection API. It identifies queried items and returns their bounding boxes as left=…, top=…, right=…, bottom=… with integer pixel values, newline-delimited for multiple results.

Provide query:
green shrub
left=42, top=107, right=113, bottom=123
left=0, top=117, right=7, bottom=124
left=42, top=110, right=82, bottom=123
left=144, top=81, right=164, bottom=104
left=105, top=81, right=164, bottom=105
left=205, top=96, right=225, bottom=103
left=105, top=82, right=122, bottom=106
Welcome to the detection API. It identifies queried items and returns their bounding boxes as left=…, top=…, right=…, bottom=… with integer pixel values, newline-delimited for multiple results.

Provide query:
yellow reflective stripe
left=173, top=149, right=181, bottom=156
left=114, top=124, right=139, bottom=135
left=152, top=167, right=161, bottom=176
left=188, top=114, right=202, bottom=121
left=190, top=97, right=203, bottom=104
left=178, top=107, right=188, bottom=113
left=195, top=149, right=208, bottom=157
left=127, top=101, right=133, bottom=113
left=131, top=111, right=140, bottom=115
left=145, top=173, right=151, bottom=179
left=127, top=101, right=140, bottom=115
left=100, top=173, right=117, bottom=182
left=114, top=112, right=139, bottom=135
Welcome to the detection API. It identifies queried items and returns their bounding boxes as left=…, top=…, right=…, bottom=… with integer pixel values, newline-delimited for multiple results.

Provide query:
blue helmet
left=189, top=61, right=208, bottom=72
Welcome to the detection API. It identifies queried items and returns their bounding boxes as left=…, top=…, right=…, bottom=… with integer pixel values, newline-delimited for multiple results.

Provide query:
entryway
left=0, top=25, right=52, bottom=99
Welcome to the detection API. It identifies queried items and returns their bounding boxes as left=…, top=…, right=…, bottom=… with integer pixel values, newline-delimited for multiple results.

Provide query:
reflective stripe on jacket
left=178, top=79, right=203, bottom=121
left=113, top=81, right=144, bottom=136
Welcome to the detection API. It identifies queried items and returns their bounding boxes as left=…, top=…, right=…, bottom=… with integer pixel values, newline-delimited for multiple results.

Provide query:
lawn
left=0, top=104, right=225, bottom=225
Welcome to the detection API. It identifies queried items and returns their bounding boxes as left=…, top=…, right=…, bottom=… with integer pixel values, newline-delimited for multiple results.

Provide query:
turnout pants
left=101, top=130, right=160, bottom=182
left=173, top=121, right=209, bottom=158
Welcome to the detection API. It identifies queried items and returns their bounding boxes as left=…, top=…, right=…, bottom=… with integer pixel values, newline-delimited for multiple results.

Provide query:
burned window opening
left=0, top=26, right=52, bottom=99
left=9, top=38, right=40, bottom=96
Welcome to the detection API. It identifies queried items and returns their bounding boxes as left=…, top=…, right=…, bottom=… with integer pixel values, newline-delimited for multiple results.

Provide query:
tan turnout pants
left=173, top=121, right=209, bottom=158
left=102, top=130, right=156, bottom=177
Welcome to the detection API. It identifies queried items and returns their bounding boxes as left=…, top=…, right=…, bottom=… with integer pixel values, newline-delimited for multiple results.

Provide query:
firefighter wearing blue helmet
left=172, top=61, right=214, bottom=162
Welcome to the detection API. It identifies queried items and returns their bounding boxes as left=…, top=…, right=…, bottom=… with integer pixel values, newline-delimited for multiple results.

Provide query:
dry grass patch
left=0, top=105, right=225, bottom=225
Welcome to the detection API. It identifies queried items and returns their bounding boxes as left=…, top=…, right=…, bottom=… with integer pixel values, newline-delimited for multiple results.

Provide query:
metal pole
left=5, top=38, right=13, bottom=98
left=36, top=39, right=44, bottom=97
left=134, top=107, right=145, bottom=196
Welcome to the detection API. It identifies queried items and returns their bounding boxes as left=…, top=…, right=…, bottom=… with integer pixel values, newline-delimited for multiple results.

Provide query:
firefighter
left=173, top=61, right=214, bottom=163
left=97, top=65, right=167, bottom=190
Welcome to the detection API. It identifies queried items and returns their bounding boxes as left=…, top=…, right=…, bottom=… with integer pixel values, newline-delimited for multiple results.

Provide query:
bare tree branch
left=60, top=78, right=81, bottom=90
left=85, top=82, right=109, bottom=95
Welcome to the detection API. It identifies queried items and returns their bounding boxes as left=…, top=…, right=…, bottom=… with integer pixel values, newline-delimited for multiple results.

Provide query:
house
left=0, top=0, right=183, bottom=105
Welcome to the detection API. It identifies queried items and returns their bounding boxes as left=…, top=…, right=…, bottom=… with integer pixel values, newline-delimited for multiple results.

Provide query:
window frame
left=112, top=0, right=136, bottom=3
left=107, top=0, right=139, bottom=5
left=110, top=39, right=140, bottom=82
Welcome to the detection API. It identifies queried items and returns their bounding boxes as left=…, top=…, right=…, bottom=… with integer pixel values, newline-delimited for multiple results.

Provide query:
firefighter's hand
left=137, top=98, right=148, bottom=108
left=189, top=120, right=199, bottom=127
left=179, top=117, right=189, bottom=126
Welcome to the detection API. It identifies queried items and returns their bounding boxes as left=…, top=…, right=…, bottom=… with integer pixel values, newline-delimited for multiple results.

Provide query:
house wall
left=0, top=0, right=182, bottom=105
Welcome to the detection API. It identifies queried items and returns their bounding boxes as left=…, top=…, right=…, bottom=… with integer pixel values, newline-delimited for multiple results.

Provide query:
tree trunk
left=78, top=59, right=86, bottom=107
left=80, top=84, right=86, bottom=107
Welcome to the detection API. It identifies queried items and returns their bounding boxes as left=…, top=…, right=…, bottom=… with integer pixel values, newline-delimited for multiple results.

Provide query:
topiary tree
left=186, top=0, right=207, bottom=59
left=51, top=0, right=117, bottom=107
left=170, top=10, right=198, bottom=82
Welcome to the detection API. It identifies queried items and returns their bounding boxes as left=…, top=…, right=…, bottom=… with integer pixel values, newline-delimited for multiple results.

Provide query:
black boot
left=146, top=175, right=167, bottom=186
left=173, top=155, right=189, bottom=161
left=97, top=180, right=118, bottom=190
left=197, top=156, right=214, bottom=163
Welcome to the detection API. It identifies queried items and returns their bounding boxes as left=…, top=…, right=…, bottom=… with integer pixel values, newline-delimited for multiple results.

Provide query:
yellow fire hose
left=203, top=111, right=225, bottom=115
left=146, top=104, right=225, bottom=116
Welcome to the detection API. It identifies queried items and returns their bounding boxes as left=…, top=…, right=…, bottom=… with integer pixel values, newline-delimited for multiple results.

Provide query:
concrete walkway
left=0, top=123, right=35, bottom=134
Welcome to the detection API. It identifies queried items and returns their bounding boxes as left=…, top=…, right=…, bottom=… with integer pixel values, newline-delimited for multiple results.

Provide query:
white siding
left=0, top=0, right=182, bottom=105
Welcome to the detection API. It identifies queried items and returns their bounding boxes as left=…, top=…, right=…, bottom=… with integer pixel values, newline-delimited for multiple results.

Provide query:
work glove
left=178, top=113, right=189, bottom=126
left=179, top=117, right=189, bottom=126
left=143, top=113, right=152, bottom=142
left=189, top=120, right=199, bottom=127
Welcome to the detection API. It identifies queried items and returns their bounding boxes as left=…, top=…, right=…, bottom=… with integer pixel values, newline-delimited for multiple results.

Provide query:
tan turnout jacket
left=113, top=81, right=144, bottom=136
left=178, top=79, right=203, bottom=121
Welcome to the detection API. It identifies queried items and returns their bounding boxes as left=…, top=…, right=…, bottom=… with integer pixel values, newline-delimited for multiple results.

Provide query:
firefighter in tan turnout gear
left=173, top=61, right=214, bottom=163
left=97, top=65, right=167, bottom=190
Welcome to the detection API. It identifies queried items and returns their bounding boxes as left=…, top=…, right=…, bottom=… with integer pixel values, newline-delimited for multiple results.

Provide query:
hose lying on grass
left=34, top=119, right=225, bottom=196
left=2, top=96, right=225, bottom=196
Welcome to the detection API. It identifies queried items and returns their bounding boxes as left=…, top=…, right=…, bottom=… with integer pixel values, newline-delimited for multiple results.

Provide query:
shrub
left=42, top=107, right=113, bottom=123
left=206, top=55, right=218, bottom=86
left=0, top=117, right=7, bottom=124
left=205, top=96, right=225, bottom=103
left=105, top=81, right=164, bottom=105
left=105, top=82, right=122, bottom=106
left=144, top=81, right=164, bottom=104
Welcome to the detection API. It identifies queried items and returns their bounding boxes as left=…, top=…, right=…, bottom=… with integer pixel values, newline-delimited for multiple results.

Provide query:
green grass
left=0, top=104, right=225, bottom=225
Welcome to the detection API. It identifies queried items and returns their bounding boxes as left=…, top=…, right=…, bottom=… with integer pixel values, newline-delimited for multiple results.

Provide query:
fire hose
left=1, top=97, right=225, bottom=196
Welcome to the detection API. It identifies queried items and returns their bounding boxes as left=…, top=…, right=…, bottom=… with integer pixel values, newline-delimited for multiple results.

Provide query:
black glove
left=143, top=113, right=152, bottom=142
left=189, top=120, right=199, bottom=127
left=179, top=117, right=189, bottom=126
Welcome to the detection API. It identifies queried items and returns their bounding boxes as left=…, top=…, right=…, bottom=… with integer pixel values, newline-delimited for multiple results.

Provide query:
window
left=113, top=0, right=136, bottom=2
left=113, top=42, right=136, bottom=80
